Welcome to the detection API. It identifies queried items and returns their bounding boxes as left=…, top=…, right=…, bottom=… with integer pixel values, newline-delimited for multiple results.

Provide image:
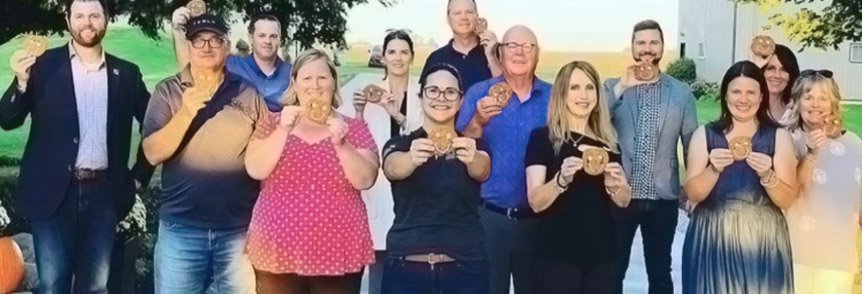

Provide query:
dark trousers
left=254, top=268, right=364, bottom=294
left=381, top=257, right=489, bottom=294
left=534, top=257, right=617, bottom=294
left=30, top=177, right=118, bottom=294
left=479, top=206, right=538, bottom=294
left=612, top=199, right=678, bottom=294
left=366, top=250, right=386, bottom=294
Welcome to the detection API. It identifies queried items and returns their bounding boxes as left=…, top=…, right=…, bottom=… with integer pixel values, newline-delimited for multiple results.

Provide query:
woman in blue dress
left=682, top=61, right=799, bottom=294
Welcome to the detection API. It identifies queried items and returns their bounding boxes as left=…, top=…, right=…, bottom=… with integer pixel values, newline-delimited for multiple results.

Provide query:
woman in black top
left=380, top=63, right=492, bottom=294
left=525, top=61, right=632, bottom=294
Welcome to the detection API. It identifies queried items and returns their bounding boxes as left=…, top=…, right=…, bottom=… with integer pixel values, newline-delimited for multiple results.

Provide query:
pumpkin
left=0, top=237, right=24, bottom=294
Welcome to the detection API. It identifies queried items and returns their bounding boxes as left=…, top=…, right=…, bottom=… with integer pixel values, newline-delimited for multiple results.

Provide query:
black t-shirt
left=382, top=128, right=490, bottom=261
left=389, top=91, right=408, bottom=138
left=524, top=126, right=622, bottom=267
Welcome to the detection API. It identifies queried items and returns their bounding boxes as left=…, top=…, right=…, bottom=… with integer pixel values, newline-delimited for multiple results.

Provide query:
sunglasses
left=800, top=69, right=833, bottom=79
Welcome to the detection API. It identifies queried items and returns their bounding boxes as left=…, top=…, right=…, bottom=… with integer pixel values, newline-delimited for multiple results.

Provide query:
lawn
left=1, top=27, right=861, bottom=167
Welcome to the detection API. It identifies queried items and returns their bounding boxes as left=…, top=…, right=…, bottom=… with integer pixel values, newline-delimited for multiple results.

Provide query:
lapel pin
left=113, top=68, right=120, bottom=76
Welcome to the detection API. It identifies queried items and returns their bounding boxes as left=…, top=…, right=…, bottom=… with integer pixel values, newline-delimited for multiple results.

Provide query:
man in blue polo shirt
left=172, top=9, right=290, bottom=111
left=422, top=0, right=502, bottom=91
left=456, top=25, right=549, bottom=294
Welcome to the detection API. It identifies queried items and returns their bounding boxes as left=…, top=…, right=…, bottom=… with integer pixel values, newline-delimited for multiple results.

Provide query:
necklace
left=571, top=133, right=586, bottom=148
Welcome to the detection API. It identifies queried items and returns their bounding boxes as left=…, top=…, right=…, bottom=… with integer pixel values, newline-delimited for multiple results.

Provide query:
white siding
left=680, top=1, right=862, bottom=100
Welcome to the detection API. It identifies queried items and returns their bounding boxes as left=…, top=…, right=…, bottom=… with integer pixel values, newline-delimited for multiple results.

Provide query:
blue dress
left=682, top=123, right=793, bottom=294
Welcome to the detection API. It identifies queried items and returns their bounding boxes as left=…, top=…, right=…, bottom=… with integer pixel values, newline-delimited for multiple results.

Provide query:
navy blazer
left=0, top=45, right=154, bottom=221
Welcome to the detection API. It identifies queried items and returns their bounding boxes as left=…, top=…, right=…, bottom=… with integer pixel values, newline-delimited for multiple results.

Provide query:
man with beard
left=0, top=0, right=154, bottom=293
left=602, top=20, right=698, bottom=294
left=172, top=9, right=290, bottom=112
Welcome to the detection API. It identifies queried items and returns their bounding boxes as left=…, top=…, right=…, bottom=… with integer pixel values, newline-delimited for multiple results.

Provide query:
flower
left=116, top=194, right=147, bottom=238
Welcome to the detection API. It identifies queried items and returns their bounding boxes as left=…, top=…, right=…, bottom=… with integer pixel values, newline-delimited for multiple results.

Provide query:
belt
left=479, top=199, right=536, bottom=220
left=74, top=169, right=106, bottom=180
left=403, top=253, right=456, bottom=266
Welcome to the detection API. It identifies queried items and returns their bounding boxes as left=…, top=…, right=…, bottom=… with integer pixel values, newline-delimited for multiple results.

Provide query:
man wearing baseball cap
left=142, top=13, right=269, bottom=294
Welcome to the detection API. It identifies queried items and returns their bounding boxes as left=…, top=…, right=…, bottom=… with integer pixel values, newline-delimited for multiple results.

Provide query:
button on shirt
left=631, top=83, right=661, bottom=200
left=225, top=54, right=291, bottom=112
left=422, top=39, right=492, bottom=91
left=69, top=43, right=109, bottom=170
left=455, top=76, right=551, bottom=209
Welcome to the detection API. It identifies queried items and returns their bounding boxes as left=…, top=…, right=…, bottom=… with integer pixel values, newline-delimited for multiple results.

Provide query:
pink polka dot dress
left=246, top=117, right=378, bottom=276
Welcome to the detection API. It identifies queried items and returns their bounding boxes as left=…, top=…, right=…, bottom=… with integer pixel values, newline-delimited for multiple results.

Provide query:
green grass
left=1, top=27, right=861, bottom=168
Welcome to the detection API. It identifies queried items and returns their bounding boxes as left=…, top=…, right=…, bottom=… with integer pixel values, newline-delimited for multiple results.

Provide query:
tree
left=731, top=0, right=862, bottom=51
left=0, top=0, right=397, bottom=48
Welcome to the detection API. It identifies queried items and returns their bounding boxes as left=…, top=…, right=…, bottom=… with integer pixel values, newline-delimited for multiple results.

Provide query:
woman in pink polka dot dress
left=244, top=49, right=380, bottom=294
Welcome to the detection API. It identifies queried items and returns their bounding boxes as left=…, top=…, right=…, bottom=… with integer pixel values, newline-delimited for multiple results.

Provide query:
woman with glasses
left=380, top=63, right=492, bottom=294
left=244, top=49, right=379, bottom=294
left=783, top=69, right=862, bottom=294
left=525, top=61, right=631, bottom=293
left=338, top=30, right=423, bottom=294
left=682, top=61, right=798, bottom=294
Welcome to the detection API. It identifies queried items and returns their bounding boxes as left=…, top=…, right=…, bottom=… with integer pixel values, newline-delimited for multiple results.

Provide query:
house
left=678, top=0, right=862, bottom=100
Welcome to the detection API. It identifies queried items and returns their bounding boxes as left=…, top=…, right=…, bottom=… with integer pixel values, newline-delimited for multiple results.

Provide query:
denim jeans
left=381, top=257, right=489, bottom=294
left=30, top=178, right=117, bottom=294
left=154, top=220, right=255, bottom=294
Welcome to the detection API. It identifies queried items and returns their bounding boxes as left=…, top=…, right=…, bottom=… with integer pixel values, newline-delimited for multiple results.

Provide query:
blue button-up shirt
left=422, top=39, right=492, bottom=91
left=225, top=54, right=291, bottom=111
left=455, top=76, right=551, bottom=209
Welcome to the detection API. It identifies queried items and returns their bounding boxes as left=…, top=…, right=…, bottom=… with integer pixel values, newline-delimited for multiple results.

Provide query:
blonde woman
left=784, top=70, right=862, bottom=294
left=525, top=61, right=631, bottom=293
left=244, top=49, right=379, bottom=294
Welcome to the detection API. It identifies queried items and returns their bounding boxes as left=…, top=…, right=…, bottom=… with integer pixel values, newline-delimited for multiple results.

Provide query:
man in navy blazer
left=0, top=0, right=153, bottom=293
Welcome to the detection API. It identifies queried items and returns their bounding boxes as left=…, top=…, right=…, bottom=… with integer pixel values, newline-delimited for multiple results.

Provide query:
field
left=1, top=27, right=861, bottom=164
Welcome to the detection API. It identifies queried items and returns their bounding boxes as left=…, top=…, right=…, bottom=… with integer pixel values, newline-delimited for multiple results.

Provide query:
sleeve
left=680, top=85, right=699, bottom=167
left=141, top=82, right=177, bottom=139
left=382, top=135, right=410, bottom=161
left=347, top=118, right=378, bottom=154
left=524, top=127, right=552, bottom=168
left=130, top=66, right=155, bottom=187
left=0, top=77, right=35, bottom=130
left=602, top=78, right=622, bottom=113
left=455, top=83, right=483, bottom=131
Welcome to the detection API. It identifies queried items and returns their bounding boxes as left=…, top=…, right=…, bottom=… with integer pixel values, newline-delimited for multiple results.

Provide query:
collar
left=445, top=38, right=484, bottom=56
left=246, top=54, right=285, bottom=76
left=68, top=41, right=106, bottom=69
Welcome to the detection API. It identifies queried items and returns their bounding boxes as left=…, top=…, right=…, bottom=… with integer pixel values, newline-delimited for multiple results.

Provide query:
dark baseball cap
left=185, top=13, right=229, bottom=40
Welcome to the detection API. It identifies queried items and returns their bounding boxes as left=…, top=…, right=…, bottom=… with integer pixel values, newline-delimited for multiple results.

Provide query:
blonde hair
left=785, top=73, right=844, bottom=132
left=547, top=61, right=618, bottom=154
left=279, top=48, right=342, bottom=108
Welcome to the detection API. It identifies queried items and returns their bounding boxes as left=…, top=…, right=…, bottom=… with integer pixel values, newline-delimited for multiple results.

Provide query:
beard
left=70, top=24, right=106, bottom=48
left=634, top=51, right=662, bottom=65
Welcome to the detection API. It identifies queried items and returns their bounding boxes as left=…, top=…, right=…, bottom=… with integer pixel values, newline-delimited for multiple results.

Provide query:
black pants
left=254, top=268, right=364, bottom=294
left=613, top=199, right=678, bottom=294
left=534, top=257, right=616, bottom=294
left=479, top=206, right=538, bottom=294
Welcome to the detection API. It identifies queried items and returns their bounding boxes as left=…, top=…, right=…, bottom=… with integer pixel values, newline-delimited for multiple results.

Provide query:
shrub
left=691, top=79, right=720, bottom=101
left=666, top=58, right=697, bottom=85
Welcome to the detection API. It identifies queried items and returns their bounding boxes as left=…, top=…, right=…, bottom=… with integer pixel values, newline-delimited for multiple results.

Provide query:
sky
left=344, top=0, right=680, bottom=52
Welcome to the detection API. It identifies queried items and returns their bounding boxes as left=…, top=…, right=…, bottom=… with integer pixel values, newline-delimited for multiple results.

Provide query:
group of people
left=2, top=0, right=860, bottom=294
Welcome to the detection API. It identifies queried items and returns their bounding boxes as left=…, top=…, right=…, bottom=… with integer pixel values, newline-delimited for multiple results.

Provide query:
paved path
left=340, top=73, right=689, bottom=294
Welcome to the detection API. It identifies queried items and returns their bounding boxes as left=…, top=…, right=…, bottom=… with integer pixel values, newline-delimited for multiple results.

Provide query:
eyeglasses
left=423, top=86, right=462, bottom=102
left=191, top=37, right=225, bottom=49
left=385, top=28, right=413, bottom=34
left=800, top=69, right=833, bottom=79
left=501, top=42, right=537, bottom=53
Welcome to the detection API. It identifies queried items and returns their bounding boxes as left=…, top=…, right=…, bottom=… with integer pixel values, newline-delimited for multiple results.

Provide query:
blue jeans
left=30, top=178, right=117, bottom=294
left=154, top=220, right=255, bottom=294
left=381, top=257, right=489, bottom=294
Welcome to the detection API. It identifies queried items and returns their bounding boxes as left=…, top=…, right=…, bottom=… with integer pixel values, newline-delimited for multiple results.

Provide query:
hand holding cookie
left=409, top=138, right=436, bottom=166
left=559, top=156, right=583, bottom=186
left=708, top=148, right=734, bottom=173
left=603, top=162, right=628, bottom=190
left=452, top=137, right=477, bottom=164
left=745, top=152, right=773, bottom=178
left=582, top=147, right=610, bottom=176
left=729, top=136, right=752, bottom=161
